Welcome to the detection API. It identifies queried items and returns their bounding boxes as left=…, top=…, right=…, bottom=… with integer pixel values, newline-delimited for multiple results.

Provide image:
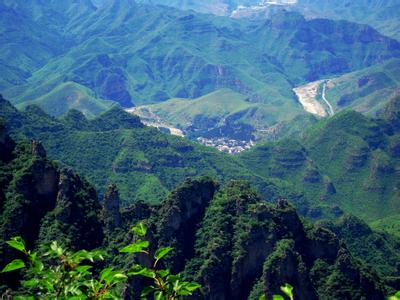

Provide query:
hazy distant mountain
left=296, top=0, right=400, bottom=40
left=135, top=0, right=400, bottom=40
left=1, top=1, right=399, bottom=134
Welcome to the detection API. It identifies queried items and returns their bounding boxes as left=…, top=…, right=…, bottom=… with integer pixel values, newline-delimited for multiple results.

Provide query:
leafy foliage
left=389, top=291, right=400, bottom=300
left=1, top=222, right=200, bottom=299
left=259, top=283, right=294, bottom=300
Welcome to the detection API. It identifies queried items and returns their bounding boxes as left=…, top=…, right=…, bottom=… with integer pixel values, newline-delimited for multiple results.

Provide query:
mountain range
left=2, top=93, right=400, bottom=232
left=1, top=0, right=400, bottom=145
left=1, top=125, right=399, bottom=298
left=1, top=1, right=400, bottom=298
left=135, top=0, right=400, bottom=41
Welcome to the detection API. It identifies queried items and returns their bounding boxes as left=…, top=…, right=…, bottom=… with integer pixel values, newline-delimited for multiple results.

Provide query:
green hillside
left=325, top=59, right=400, bottom=115
left=16, top=82, right=115, bottom=118
left=136, top=0, right=400, bottom=40
left=297, top=0, right=400, bottom=40
left=1, top=125, right=394, bottom=297
left=371, top=214, right=400, bottom=239
left=239, top=96, right=400, bottom=223
left=2, top=1, right=400, bottom=299
left=134, top=88, right=305, bottom=140
left=0, top=95, right=292, bottom=205
left=1, top=1, right=399, bottom=125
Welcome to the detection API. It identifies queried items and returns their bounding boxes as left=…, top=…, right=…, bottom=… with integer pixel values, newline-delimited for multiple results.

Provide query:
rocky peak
left=102, top=183, right=122, bottom=230
left=0, top=119, right=15, bottom=162
left=54, top=168, right=76, bottom=223
left=157, top=177, right=219, bottom=272
left=31, top=140, right=46, bottom=158
left=48, top=167, right=103, bottom=249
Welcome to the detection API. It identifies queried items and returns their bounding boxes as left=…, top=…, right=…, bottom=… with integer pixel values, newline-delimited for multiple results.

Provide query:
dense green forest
left=1, top=97, right=400, bottom=298
left=0, top=95, right=290, bottom=205
left=1, top=123, right=398, bottom=298
left=2, top=94, right=400, bottom=227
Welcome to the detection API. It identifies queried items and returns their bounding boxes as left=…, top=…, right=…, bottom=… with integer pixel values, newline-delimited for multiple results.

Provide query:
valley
left=126, top=106, right=184, bottom=137
left=1, top=1, right=400, bottom=299
left=293, top=80, right=335, bottom=117
left=293, top=80, right=328, bottom=117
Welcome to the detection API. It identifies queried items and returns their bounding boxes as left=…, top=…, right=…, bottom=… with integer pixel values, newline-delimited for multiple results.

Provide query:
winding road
left=322, top=82, right=335, bottom=116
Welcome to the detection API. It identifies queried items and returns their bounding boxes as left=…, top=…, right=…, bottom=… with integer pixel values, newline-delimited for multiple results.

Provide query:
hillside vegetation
left=0, top=126, right=395, bottom=297
left=133, top=88, right=305, bottom=141
left=297, top=0, right=400, bottom=41
left=0, top=95, right=291, bottom=205
left=239, top=95, right=400, bottom=224
left=2, top=1, right=399, bottom=125
left=325, top=59, right=400, bottom=115
left=16, top=82, right=115, bottom=118
left=135, top=0, right=400, bottom=40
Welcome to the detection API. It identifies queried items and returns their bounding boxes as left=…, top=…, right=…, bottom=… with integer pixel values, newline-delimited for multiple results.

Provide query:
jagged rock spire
left=31, top=140, right=46, bottom=158
left=102, top=183, right=121, bottom=230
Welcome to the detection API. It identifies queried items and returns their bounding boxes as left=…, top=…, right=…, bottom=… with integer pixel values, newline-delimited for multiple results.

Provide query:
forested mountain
left=1, top=124, right=397, bottom=298
left=0, top=95, right=290, bottom=205
left=1, top=0, right=399, bottom=127
left=2, top=94, right=400, bottom=228
left=239, top=95, right=400, bottom=228
left=311, top=59, right=400, bottom=116
left=134, top=0, right=400, bottom=40
left=1, top=1, right=400, bottom=298
left=296, top=0, right=400, bottom=41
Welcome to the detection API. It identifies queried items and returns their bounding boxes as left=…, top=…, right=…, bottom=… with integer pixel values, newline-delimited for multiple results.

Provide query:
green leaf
left=154, top=291, right=165, bottom=300
left=272, top=296, right=284, bottom=300
left=22, top=278, right=39, bottom=287
left=389, top=293, right=400, bottom=300
left=29, top=252, right=44, bottom=272
left=128, top=265, right=155, bottom=278
left=132, top=222, right=147, bottom=237
left=185, top=282, right=201, bottom=292
left=1, top=259, right=25, bottom=273
left=119, top=240, right=149, bottom=253
left=157, top=269, right=170, bottom=278
left=100, top=267, right=113, bottom=282
left=168, top=274, right=180, bottom=282
left=154, top=247, right=173, bottom=261
left=6, top=236, right=26, bottom=252
left=76, top=265, right=92, bottom=273
left=112, top=273, right=128, bottom=280
left=259, top=295, right=267, bottom=300
left=174, top=281, right=201, bottom=295
left=50, top=241, right=63, bottom=256
left=280, top=283, right=294, bottom=298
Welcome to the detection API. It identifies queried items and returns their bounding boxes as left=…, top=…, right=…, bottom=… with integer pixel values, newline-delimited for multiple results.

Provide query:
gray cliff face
left=173, top=181, right=387, bottom=300
left=157, top=177, right=219, bottom=272
left=31, top=140, right=46, bottom=158
left=102, top=183, right=122, bottom=231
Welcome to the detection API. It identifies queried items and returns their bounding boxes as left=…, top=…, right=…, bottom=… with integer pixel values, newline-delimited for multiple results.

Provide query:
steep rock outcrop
left=38, top=168, right=104, bottom=250
left=102, top=183, right=122, bottom=231
left=0, top=128, right=103, bottom=281
left=0, top=118, right=15, bottom=162
left=181, top=182, right=386, bottom=300
left=157, top=177, right=219, bottom=272
left=31, top=139, right=46, bottom=158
